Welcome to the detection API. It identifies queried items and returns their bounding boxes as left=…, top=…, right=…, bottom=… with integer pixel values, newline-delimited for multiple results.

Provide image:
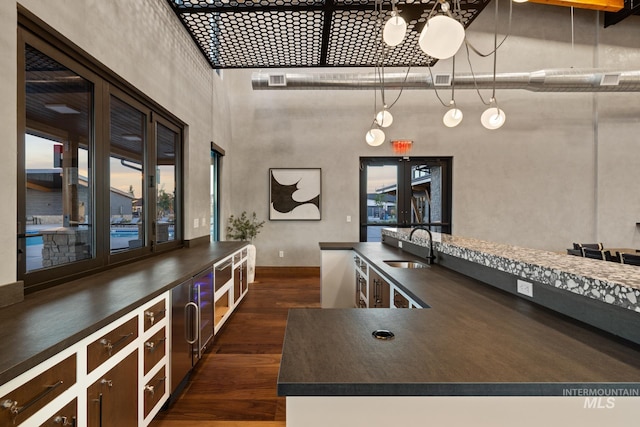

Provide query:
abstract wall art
left=269, top=168, right=321, bottom=220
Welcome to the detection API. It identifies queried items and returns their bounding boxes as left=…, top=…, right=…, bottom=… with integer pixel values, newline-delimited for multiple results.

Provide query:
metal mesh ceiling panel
left=168, top=0, right=492, bottom=69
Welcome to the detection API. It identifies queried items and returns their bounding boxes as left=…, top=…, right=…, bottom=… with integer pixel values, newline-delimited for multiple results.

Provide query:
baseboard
left=256, top=266, right=320, bottom=278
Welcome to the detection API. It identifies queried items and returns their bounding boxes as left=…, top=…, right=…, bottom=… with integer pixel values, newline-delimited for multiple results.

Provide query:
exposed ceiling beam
left=604, top=0, right=640, bottom=27
left=527, top=0, right=624, bottom=12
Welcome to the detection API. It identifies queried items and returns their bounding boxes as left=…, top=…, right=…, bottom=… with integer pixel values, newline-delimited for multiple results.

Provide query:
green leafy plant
left=226, top=211, right=265, bottom=241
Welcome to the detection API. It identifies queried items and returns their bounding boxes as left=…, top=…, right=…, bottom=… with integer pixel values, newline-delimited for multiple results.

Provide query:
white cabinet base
left=320, top=250, right=355, bottom=308
left=286, top=396, right=640, bottom=427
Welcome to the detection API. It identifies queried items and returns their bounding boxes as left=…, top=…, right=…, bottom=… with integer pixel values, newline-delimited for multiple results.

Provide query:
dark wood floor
left=150, top=267, right=320, bottom=427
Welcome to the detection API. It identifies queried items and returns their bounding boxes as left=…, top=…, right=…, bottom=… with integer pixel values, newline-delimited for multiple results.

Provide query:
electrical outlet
left=346, top=215, right=351, bottom=223
left=194, top=218, right=199, bottom=228
left=398, top=241, right=403, bottom=248
left=279, top=250, right=284, bottom=258
left=517, top=279, right=533, bottom=298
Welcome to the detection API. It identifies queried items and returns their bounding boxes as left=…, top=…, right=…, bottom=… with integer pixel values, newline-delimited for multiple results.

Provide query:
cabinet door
left=87, top=350, right=138, bottom=427
left=369, top=270, right=390, bottom=308
left=0, top=354, right=76, bottom=426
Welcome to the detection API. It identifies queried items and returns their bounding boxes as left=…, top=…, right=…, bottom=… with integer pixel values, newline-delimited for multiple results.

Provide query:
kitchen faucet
left=409, top=226, right=436, bottom=265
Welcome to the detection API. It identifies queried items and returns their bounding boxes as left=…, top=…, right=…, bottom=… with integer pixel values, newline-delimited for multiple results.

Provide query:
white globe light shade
left=480, top=107, right=506, bottom=130
left=418, top=15, right=465, bottom=60
left=512, top=0, right=528, bottom=3
left=383, top=15, right=407, bottom=47
left=366, top=128, right=386, bottom=146
left=443, top=108, right=463, bottom=127
left=375, top=109, right=394, bottom=128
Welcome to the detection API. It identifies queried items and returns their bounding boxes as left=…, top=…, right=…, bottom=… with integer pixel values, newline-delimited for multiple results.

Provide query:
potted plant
left=226, top=211, right=264, bottom=283
left=226, top=211, right=264, bottom=241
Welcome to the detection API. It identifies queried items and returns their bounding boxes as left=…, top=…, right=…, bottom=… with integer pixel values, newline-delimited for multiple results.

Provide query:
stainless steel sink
left=384, top=260, right=430, bottom=269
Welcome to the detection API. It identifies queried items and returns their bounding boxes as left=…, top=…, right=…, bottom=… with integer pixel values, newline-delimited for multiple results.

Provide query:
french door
left=359, top=157, right=452, bottom=242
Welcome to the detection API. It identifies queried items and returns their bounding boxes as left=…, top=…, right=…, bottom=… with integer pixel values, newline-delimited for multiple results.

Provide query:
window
left=359, top=157, right=452, bottom=242
left=18, top=26, right=183, bottom=290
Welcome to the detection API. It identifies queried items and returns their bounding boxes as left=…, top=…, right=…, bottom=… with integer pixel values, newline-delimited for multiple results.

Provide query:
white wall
left=225, top=4, right=640, bottom=266
left=0, top=0, right=231, bottom=289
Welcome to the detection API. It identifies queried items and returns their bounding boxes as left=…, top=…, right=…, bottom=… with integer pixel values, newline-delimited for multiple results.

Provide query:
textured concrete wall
left=224, top=4, right=640, bottom=266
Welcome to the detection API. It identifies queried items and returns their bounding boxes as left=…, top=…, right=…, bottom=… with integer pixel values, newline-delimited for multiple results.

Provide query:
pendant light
left=383, top=1, right=407, bottom=47
left=375, top=107, right=394, bottom=128
left=366, top=128, right=386, bottom=146
left=442, top=57, right=462, bottom=127
left=443, top=104, right=463, bottom=127
left=418, top=2, right=465, bottom=60
left=480, top=100, right=506, bottom=130
left=481, top=0, right=506, bottom=130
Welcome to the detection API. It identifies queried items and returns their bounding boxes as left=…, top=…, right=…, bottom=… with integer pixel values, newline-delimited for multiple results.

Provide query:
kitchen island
left=280, top=236, right=640, bottom=426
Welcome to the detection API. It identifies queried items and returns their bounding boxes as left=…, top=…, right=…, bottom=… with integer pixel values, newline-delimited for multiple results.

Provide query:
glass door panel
left=363, top=163, right=398, bottom=242
left=361, top=158, right=452, bottom=242
left=22, top=45, right=94, bottom=272
left=109, top=95, right=145, bottom=253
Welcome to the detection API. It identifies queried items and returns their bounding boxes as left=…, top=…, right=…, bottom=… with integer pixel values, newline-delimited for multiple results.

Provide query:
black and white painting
left=269, top=168, right=321, bottom=220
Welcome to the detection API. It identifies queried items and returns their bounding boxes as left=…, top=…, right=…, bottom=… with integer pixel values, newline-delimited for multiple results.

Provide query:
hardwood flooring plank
left=150, top=270, right=319, bottom=426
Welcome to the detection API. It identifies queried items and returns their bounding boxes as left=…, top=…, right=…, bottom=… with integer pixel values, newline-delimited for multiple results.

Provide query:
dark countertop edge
left=0, top=241, right=247, bottom=385
left=319, top=242, right=356, bottom=250
left=278, top=382, right=640, bottom=397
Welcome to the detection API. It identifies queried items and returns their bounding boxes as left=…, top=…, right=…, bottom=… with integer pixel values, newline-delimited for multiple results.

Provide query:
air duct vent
left=268, top=74, right=287, bottom=87
left=434, top=74, right=452, bottom=86
left=600, top=73, right=621, bottom=86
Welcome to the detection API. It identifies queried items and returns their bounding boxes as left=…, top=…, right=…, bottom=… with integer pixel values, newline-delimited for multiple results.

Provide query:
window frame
left=17, top=18, right=185, bottom=292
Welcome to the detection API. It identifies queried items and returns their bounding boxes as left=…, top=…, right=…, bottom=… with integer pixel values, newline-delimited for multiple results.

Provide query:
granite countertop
left=282, top=243, right=640, bottom=396
left=383, top=228, right=640, bottom=312
left=0, top=241, right=246, bottom=385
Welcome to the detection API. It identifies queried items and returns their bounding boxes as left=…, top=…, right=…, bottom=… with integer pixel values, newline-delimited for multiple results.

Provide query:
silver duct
left=251, top=69, right=640, bottom=92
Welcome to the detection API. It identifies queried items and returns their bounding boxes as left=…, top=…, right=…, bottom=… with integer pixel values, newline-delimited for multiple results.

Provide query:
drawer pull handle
left=145, top=309, right=167, bottom=326
left=53, top=415, right=75, bottom=426
left=1, top=380, right=63, bottom=416
left=144, top=385, right=155, bottom=397
left=145, top=337, right=167, bottom=353
left=100, top=332, right=134, bottom=356
left=144, top=376, right=167, bottom=397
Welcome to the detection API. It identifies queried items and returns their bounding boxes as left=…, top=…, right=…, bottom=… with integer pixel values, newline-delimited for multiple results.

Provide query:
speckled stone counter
left=383, top=228, right=640, bottom=313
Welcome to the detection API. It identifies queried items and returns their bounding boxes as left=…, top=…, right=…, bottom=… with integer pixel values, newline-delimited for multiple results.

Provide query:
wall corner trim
left=0, top=281, right=25, bottom=308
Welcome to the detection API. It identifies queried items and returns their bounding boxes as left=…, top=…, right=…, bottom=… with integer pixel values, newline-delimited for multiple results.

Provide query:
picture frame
left=269, top=168, right=321, bottom=220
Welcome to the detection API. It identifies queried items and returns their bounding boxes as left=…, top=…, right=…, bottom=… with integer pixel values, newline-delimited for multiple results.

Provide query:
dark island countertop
left=279, top=243, right=640, bottom=396
left=0, top=241, right=246, bottom=385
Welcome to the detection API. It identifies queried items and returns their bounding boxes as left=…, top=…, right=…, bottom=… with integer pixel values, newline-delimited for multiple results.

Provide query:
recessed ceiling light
left=44, top=104, right=81, bottom=114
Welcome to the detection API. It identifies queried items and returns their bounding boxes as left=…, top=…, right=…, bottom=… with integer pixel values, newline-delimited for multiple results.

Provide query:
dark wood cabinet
left=393, top=289, right=410, bottom=308
left=87, top=317, right=138, bottom=373
left=39, top=398, right=76, bottom=427
left=369, top=270, right=390, bottom=308
left=144, top=327, right=167, bottom=375
left=0, top=355, right=76, bottom=426
left=87, top=350, right=138, bottom=427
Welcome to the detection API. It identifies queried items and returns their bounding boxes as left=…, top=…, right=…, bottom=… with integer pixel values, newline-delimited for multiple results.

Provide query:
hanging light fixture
left=366, top=127, right=386, bottom=146
left=442, top=56, right=463, bottom=127
left=481, top=100, right=506, bottom=129
left=375, top=106, right=394, bottom=128
left=481, top=0, right=506, bottom=130
left=443, top=103, right=463, bottom=127
left=383, top=0, right=407, bottom=47
left=419, top=2, right=465, bottom=60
